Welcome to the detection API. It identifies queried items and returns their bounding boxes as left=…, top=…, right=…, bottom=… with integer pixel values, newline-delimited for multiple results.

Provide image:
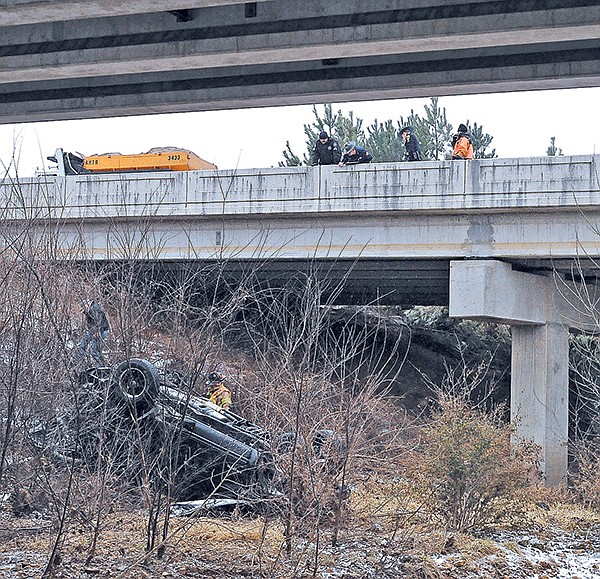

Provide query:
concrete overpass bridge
left=4, top=155, right=600, bottom=297
left=2, top=155, right=600, bottom=484
left=2, top=0, right=600, bottom=487
left=1, top=0, right=599, bottom=123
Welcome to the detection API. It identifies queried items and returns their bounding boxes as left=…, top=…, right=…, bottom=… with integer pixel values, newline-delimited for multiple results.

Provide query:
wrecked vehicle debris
left=28, top=358, right=346, bottom=512
left=78, top=358, right=280, bottom=504
left=169, top=497, right=252, bottom=517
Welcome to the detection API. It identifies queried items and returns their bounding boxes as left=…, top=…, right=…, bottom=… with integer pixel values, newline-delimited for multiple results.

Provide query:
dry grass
left=2, top=475, right=600, bottom=578
left=0, top=507, right=288, bottom=578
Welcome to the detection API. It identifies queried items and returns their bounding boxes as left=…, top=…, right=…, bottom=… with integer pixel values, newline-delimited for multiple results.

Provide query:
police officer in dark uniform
left=400, top=126, right=423, bottom=161
left=339, top=141, right=373, bottom=166
left=312, top=131, right=342, bottom=166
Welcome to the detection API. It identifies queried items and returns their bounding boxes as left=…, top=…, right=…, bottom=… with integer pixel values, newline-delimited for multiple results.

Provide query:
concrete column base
left=511, top=323, right=569, bottom=486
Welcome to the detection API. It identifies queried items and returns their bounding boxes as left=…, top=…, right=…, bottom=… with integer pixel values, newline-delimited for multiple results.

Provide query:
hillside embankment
left=2, top=304, right=600, bottom=578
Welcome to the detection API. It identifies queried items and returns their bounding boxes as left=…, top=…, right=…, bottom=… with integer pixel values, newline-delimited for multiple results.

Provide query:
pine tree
left=279, top=141, right=302, bottom=167
left=280, top=99, right=498, bottom=165
left=365, top=119, right=404, bottom=162
left=279, top=104, right=365, bottom=166
left=468, top=122, right=497, bottom=159
left=419, top=97, right=453, bottom=160
left=335, top=110, right=365, bottom=153
left=547, top=136, right=563, bottom=156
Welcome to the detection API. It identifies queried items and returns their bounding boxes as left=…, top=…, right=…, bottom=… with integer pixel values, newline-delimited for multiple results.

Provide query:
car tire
left=112, top=358, right=160, bottom=410
left=274, top=431, right=307, bottom=456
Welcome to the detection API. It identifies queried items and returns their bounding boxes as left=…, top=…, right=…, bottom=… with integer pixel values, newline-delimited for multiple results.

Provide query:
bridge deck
left=1, top=156, right=599, bottom=305
left=1, top=1, right=599, bottom=123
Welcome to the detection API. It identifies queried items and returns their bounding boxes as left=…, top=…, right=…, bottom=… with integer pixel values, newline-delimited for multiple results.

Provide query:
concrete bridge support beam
left=449, top=259, right=593, bottom=486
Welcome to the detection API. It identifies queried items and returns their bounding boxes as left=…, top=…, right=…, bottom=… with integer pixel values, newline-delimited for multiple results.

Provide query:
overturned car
left=74, top=358, right=280, bottom=505
left=44, top=358, right=344, bottom=513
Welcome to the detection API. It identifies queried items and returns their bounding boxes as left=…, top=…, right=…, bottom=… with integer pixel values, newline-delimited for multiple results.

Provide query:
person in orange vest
left=206, top=372, right=233, bottom=409
left=452, top=124, right=474, bottom=159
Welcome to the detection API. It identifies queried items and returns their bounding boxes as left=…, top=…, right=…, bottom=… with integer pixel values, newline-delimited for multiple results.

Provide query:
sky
left=1, top=86, right=599, bottom=176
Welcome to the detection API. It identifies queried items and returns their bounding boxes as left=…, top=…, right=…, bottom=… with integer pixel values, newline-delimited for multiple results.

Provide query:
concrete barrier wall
left=466, top=156, right=600, bottom=209
left=1, top=155, right=599, bottom=222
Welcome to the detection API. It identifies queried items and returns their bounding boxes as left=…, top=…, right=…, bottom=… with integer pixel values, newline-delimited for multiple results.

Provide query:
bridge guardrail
left=0, top=156, right=599, bottom=222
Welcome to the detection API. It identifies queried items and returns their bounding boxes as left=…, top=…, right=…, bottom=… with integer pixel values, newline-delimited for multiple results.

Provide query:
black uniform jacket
left=312, top=138, right=342, bottom=165
left=341, top=145, right=373, bottom=165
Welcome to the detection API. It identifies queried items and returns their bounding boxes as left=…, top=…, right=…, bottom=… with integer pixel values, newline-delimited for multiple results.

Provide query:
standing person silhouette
left=452, top=123, right=474, bottom=159
left=77, top=299, right=110, bottom=366
left=338, top=141, right=373, bottom=166
left=312, top=131, right=342, bottom=166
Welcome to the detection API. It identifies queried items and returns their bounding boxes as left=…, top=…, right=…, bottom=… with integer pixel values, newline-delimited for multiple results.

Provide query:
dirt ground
left=2, top=485, right=600, bottom=579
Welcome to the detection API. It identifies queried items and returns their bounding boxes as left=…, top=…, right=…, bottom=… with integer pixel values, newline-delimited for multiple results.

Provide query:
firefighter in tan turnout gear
left=206, top=372, right=233, bottom=409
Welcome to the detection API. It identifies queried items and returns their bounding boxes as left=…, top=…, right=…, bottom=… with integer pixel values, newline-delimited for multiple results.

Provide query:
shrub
left=570, top=444, right=600, bottom=509
left=414, top=393, right=539, bottom=531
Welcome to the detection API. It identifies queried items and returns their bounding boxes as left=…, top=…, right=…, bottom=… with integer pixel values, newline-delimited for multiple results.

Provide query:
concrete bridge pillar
left=511, top=323, right=569, bottom=485
left=449, top=259, right=594, bottom=486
